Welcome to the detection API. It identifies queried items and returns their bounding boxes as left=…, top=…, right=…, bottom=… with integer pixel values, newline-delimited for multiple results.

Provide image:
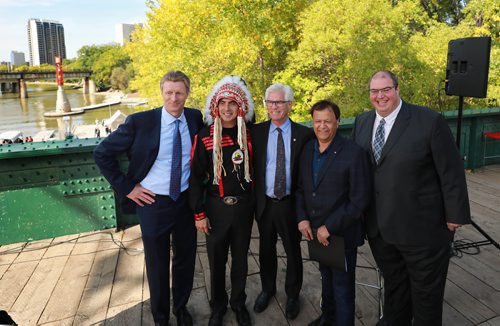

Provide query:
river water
left=0, top=84, right=145, bottom=139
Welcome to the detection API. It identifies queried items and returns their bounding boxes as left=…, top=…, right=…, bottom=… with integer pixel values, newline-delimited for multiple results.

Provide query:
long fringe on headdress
left=204, top=76, right=254, bottom=186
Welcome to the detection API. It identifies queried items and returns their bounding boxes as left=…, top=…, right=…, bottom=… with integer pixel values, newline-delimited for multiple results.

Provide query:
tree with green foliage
left=75, top=44, right=116, bottom=70
left=127, top=0, right=497, bottom=120
left=127, top=0, right=310, bottom=120
left=276, top=0, right=498, bottom=120
left=275, top=0, right=435, bottom=120
left=69, top=44, right=132, bottom=90
left=110, top=63, right=135, bottom=91
left=91, top=45, right=131, bottom=89
left=417, top=0, right=468, bottom=25
left=461, top=0, right=499, bottom=106
left=13, top=63, right=56, bottom=72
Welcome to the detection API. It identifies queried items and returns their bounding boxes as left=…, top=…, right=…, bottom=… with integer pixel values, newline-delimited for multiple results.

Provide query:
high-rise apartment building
left=27, top=18, right=66, bottom=66
left=115, top=23, right=142, bottom=46
left=10, top=51, right=26, bottom=66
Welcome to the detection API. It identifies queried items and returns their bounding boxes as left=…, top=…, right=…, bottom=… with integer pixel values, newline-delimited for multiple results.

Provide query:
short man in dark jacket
left=297, top=100, right=370, bottom=326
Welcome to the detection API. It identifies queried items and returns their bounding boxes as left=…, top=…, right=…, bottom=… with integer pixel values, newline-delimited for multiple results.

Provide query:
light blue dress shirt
left=140, top=108, right=191, bottom=195
left=265, top=118, right=292, bottom=197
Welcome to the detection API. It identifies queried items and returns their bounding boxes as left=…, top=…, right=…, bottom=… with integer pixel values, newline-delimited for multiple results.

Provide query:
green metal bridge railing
left=1, top=108, right=499, bottom=245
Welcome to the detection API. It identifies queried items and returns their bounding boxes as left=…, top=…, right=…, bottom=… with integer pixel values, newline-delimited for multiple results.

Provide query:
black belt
left=266, top=195, right=291, bottom=203
left=209, top=193, right=249, bottom=206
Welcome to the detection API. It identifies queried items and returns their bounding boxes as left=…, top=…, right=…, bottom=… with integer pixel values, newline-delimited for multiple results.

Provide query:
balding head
left=369, top=70, right=401, bottom=117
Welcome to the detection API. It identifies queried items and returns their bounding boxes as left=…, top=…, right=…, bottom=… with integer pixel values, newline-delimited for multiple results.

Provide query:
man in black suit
left=297, top=100, right=370, bottom=326
left=94, top=70, right=203, bottom=326
left=352, top=70, right=471, bottom=326
left=252, top=83, right=313, bottom=319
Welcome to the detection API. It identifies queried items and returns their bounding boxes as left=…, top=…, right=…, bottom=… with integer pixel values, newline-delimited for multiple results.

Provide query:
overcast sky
left=0, top=0, right=148, bottom=62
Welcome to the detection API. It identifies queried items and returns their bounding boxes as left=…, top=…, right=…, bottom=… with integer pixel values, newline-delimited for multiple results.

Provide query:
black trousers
left=369, top=234, right=452, bottom=326
left=136, top=192, right=196, bottom=324
left=205, top=195, right=254, bottom=313
left=256, top=196, right=303, bottom=298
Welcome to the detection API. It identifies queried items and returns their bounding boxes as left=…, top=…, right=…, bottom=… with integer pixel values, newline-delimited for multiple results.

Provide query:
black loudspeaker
left=445, top=37, right=491, bottom=98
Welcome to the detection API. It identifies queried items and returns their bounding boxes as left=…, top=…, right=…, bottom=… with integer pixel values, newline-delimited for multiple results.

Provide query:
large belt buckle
left=223, top=196, right=238, bottom=205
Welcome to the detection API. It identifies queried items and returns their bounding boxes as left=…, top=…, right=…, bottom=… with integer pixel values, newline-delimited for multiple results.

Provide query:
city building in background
left=115, top=23, right=142, bottom=46
left=10, top=51, right=26, bottom=66
left=27, top=18, right=66, bottom=66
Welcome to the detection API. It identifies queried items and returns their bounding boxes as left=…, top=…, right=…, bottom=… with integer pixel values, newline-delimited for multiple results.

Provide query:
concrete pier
left=18, top=79, right=28, bottom=98
left=56, top=85, right=71, bottom=112
left=83, top=77, right=96, bottom=94
left=82, top=77, right=89, bottom=94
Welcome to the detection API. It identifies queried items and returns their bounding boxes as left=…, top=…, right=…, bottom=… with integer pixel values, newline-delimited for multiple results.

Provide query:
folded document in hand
left=307, top=233, right=346, bottom=272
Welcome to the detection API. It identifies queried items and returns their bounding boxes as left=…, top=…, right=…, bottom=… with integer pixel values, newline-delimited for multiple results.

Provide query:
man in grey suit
left=352, top=70, right=471, bottom=326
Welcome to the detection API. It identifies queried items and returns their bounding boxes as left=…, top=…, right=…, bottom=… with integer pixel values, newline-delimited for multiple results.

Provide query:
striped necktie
left=372, top=118, right=386, bottom=164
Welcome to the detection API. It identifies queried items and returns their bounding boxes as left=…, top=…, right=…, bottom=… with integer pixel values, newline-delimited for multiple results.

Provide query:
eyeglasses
left=264, top=100, right=291, bottom=107
left=369, top=86, right=396, bottom=96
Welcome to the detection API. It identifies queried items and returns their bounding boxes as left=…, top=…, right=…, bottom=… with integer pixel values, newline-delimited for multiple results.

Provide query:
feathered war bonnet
left=204, top=75, right=254, bottom=188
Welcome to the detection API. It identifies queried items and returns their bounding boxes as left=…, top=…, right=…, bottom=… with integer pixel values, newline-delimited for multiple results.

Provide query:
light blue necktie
left=372, top=118, right=386, bottom=164
left=170, top=119, right=182, bottom=201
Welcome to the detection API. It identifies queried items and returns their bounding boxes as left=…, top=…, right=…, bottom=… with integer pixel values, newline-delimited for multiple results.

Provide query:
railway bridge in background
left=0, top=71, right=94, bottom=98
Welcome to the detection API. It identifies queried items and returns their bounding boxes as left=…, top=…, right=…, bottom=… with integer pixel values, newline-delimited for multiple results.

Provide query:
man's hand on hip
left=127, top=184, right=156, bottom=207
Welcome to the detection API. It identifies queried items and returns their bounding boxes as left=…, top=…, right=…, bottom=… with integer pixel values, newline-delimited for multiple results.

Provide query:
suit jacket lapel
left=184, top=108, right=196, bottom=143
left=152, top=107, right=162, bottom=150
left=378, top=102, right=411, bottom=165
left=302, top=141, right=314, bottom=191
left=315, top=136, right=344, bottom=190
left=258, top=120, right=271, bottom=172
left=364, top=112, right=376, bottom=150
left=290, top=121, right=299, bottom=174
left=260, top=120, right=271, bottom=165
left=360, top=111, right=376, bottom=165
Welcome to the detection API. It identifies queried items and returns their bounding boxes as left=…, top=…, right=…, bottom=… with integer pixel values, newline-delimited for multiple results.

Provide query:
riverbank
left=0, top=87, right=147, bottom=138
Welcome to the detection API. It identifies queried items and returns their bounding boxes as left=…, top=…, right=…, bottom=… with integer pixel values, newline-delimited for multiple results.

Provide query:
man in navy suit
left=296, top=100, right=370, bottom=326
left=352, top=70, right=470, bottom=326
left=94, top=70, right=203, bottom=326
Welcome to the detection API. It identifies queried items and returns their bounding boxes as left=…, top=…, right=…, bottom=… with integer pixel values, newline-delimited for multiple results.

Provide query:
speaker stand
left=453, top=95, right=500, bottom=251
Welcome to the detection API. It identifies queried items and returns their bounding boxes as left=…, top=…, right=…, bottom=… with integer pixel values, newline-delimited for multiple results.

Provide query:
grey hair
left=265, top=83, right=294, bottom=101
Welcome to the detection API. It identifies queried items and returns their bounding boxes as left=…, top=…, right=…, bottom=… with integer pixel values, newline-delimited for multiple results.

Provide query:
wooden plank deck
left=1, top=165, right=499, bottom=326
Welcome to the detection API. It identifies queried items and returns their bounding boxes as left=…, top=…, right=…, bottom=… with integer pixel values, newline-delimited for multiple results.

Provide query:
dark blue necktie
left=274, top=127, right=286, bottom=199
left=372, top=118, right=386, bottom=164
left=170, top=119, right=182, bottom=201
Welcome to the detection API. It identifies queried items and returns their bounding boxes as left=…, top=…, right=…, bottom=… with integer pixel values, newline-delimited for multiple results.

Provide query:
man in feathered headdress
left=189, top=76, right=254, bottom=326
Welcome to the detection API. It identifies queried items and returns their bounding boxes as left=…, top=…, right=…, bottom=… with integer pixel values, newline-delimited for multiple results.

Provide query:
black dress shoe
left=253, top=291, right=274, bottom=313
left=175, top=306, right=193, bottom=326
left=155, top=322, right=167, bottom=326
left=208, top=308, right=226, bottom=326
left=308, top=314, right=335, bottom=326
left=232, top=306, right=251, bottom=326
left=285, top=297, right=300, bottom=319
